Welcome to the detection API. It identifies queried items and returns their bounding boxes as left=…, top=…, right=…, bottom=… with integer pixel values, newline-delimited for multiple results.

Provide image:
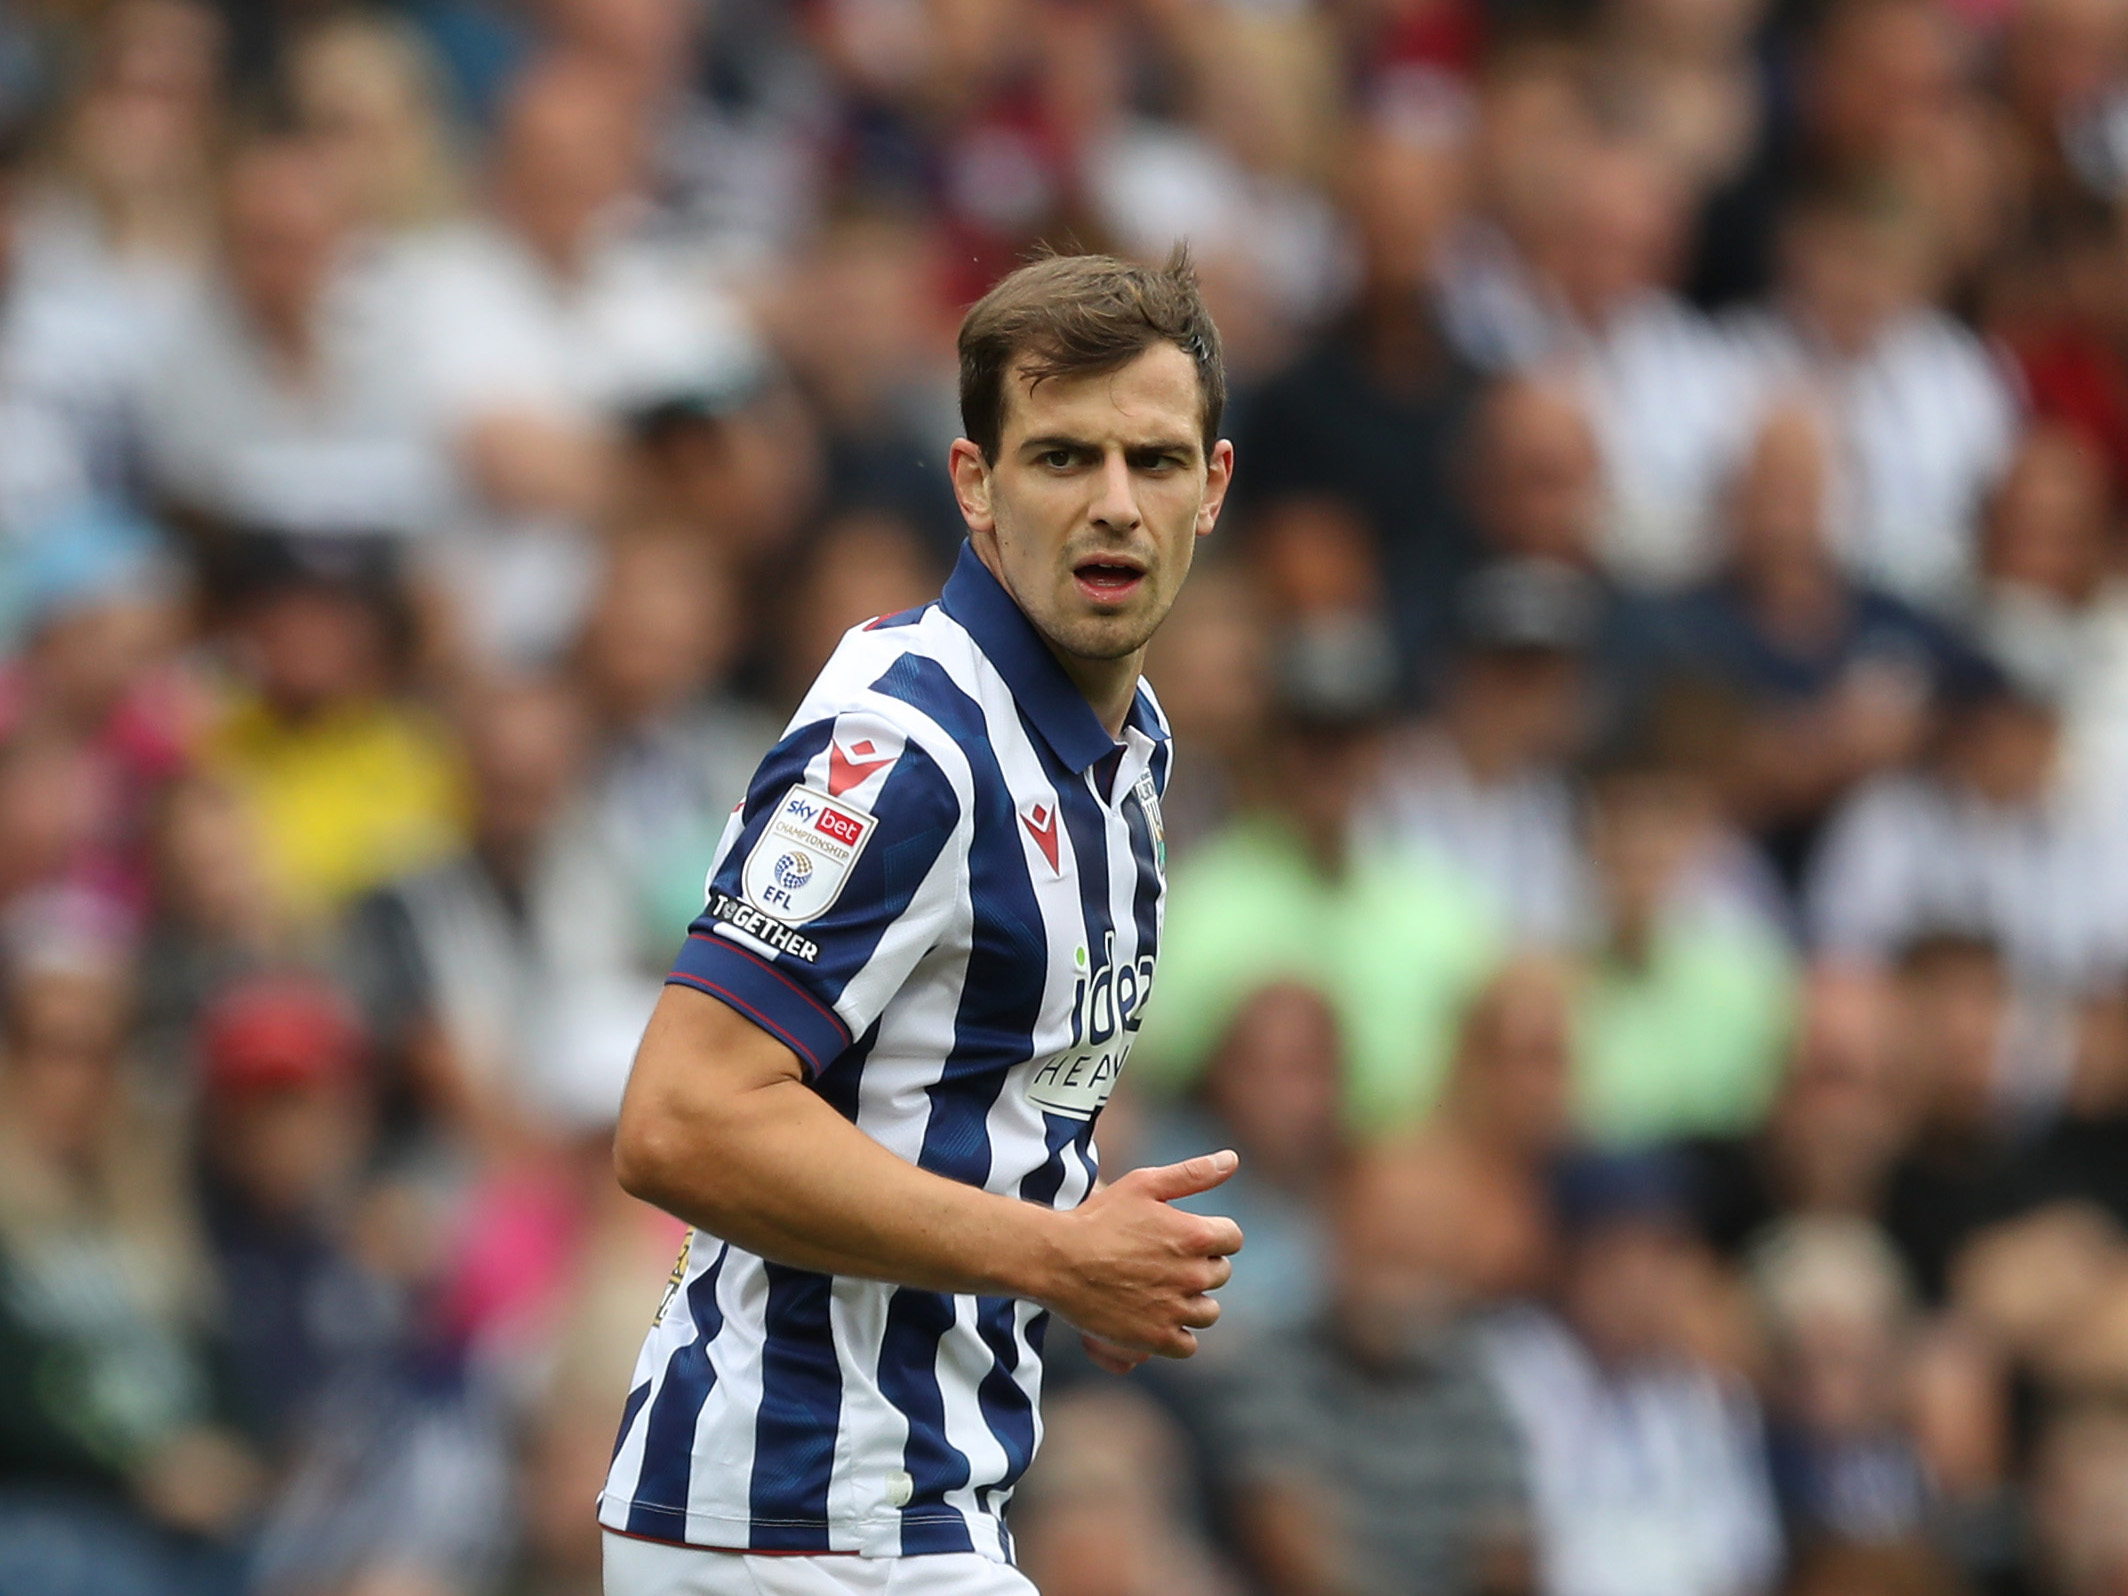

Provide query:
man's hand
left=1079, top=1331, right=1152, bottom=1375
left=1032, top=1152, right=1244, bottom=1360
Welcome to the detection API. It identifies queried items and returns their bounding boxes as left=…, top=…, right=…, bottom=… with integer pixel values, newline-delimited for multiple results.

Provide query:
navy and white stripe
left=600, top=543, right=1172, bottom=1562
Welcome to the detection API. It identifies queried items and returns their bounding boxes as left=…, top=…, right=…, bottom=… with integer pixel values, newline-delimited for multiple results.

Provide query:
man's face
left=952, top=343, right=1232, bottom=672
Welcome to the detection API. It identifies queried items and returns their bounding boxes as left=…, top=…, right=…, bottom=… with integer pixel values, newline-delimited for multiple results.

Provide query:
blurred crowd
left=4, top=0, right=2128, bottom=1591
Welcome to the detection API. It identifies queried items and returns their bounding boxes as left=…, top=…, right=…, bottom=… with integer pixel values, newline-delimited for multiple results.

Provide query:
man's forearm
left=614, top=986, right=1067, bottom=1301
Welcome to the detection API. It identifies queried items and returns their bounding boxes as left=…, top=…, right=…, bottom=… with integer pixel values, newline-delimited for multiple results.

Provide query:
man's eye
left=1041, top=450, right=1075, bottom=469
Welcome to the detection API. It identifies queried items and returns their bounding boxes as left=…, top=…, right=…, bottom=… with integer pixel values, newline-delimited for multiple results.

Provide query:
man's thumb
left=1135, top=1149, right=1240, bottom=1202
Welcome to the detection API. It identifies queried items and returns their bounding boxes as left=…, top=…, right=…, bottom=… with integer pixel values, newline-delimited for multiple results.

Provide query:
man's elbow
left=612, top=1095, right=695, bottom=1210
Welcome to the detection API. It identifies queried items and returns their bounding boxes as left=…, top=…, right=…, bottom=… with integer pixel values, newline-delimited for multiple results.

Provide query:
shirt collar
left=940, top=542, right=1168, bottom=774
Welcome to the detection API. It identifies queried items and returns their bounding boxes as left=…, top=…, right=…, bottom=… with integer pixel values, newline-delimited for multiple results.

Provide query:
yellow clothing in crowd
left=202, top=696, right=470, bottom=924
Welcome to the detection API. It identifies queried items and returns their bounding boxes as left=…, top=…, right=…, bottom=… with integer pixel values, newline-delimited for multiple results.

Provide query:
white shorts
left=602, top=1531, right=1040, bottom=1596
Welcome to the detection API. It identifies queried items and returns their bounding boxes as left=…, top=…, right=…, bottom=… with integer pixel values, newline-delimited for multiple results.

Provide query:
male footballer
left=600, top=249, right=1244, bottom=1595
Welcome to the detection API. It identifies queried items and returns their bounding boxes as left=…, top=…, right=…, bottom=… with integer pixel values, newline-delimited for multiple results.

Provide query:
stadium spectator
left=1875, top=933, right=2024, bottom=1303
left=1, top=0, right=220, bottom=523
left=1748, top=1216, right=1936, bottom=1546
left=1236, top=111, right=1483, bottom=682
left=2025, top=1403, right=2128, bottom=1596
left=1138, top=560, right=1271, bottom=854
left=1572, top=734, right=1797, bottom=1146
left=136, top=134, right=447, bottom=543
left=570, top=529, right=775, bottom=959
left=1136, top=980, right=1349, bottom=1340
left=0, top=501, right=192, bottom=917
left=1997, top=203, right=2128, bottom=499
left=285, top=12, right=469, bottom=238
left=1727, top=181, right=2019, bottom=611
left=1136, top=616, right=1500, bottom=1127
left=1206, top=1141, right=1534, bottom=1596
left=1684, top=971, right=1913, bottom=1257
left=1659, top=403, right=1958, bottom=885
left=133, top=772, right=281, bottom=1083
left=192, top=974, right=396, bottom=1453
left=200, top=538, right=465, bottom=931
left=388, top=54, right=765, bottom=665
left=1970, top=424, right=2128, bottom=797
left=0, top=900, right=262, bottom=1593
left=1808, top=642, right=2128, bottom=993
left=1481, top=1151, right=1784, bottom=1596
left=1424, top=955, right=1581, bottom=1298
left=1371, top=557, right=1597, bottom=944
left=765, top=214, right=963, bottom=563
left=1448, top=133, right=1754, bottom=589
left=340, top=673, right=604, bottom=1157
left=1012, top=1387, right=1237, bottom=1596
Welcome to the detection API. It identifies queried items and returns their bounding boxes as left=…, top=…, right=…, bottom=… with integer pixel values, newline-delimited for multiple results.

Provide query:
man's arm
left=614, top=982, right=1243, bottom=1358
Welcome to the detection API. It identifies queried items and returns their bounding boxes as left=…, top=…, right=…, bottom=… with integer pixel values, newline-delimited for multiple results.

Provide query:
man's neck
left=1047, top=642, right=1141, bottom=741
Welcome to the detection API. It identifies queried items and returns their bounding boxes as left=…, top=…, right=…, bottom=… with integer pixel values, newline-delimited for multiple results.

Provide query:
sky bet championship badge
left=742, top=785, right=877, bottom=923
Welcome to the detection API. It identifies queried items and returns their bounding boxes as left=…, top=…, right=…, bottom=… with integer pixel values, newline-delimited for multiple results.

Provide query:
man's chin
left=1046, top=614, right=1158, bottom=664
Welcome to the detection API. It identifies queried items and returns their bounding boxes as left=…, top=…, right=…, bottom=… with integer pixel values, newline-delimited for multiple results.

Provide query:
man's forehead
left=1000, top=342, right=1205, bottom=444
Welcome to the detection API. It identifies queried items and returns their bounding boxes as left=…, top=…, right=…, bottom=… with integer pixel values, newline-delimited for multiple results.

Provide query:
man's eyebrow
left=1015, top=434, right=1200, bottom=456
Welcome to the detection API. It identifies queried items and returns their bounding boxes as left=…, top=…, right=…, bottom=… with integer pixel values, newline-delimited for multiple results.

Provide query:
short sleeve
left=666, top=708, right=963, bottom=1077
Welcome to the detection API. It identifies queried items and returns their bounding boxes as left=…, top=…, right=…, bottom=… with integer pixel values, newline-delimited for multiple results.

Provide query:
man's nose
left=1089, top=451, right=1142, bottom=533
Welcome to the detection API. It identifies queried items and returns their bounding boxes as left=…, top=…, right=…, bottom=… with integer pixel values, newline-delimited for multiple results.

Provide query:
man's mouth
left=1073, top=558, right=1147, bottom=603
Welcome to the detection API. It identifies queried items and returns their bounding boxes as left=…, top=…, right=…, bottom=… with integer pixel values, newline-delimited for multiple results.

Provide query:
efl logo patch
left=741, top=785, right=877, bottom=924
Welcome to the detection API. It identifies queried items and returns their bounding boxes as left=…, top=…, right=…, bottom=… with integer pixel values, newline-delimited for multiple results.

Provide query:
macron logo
left=1021, top=800, right=1060, bottom=874
left=828, top=737, right=894, bottom=797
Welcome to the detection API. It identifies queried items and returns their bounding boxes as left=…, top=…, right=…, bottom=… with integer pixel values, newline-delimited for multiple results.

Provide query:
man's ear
left=1196, top=438, right=1235, bottom=539
left=949, top=439, right=994, bottom=534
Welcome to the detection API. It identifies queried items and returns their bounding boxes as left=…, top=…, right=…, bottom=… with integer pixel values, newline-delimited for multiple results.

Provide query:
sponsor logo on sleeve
left=740, top=786, right=877, bottom=924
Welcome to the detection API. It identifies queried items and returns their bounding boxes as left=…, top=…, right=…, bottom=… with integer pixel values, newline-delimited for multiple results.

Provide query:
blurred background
left=2, top=0, right=2128, bottom=1590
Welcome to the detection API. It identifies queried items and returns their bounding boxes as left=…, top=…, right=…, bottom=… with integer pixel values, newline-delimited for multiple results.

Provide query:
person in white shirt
left=1969, top=424, right=2128, bottom=801
left=1724, top=181, right=2019, bottom=612
left=386, top=53, right=765, bottom=666
left=1481, top=1152, right=1783, bottom=1596
left=133, top=134, right=448, bottom=542
left=1808, top=638, right=2128, bottom=994
left=1439, top=135, right=1754, bottom=590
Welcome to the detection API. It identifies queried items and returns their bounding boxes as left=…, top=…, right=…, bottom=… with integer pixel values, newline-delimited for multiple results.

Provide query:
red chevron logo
left=828, top=737, right=894, bottom=797
left=1021, top=801, right=1060, bottom=873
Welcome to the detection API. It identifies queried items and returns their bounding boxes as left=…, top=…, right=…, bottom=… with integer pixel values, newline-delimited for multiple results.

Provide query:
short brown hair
left=957, top=247, right=1226, bottom=463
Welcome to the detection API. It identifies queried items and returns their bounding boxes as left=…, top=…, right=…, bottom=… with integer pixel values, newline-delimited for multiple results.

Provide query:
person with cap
left=1134, top=607, right=1502, bottom=1129
left=1479, top=1150, right=1783, bottom=1596
left=194, top=971, right=387, bottom=1451
left=1370, top=556, right=1603, bottom=946
left=195, top=971, right=526, bottom=1596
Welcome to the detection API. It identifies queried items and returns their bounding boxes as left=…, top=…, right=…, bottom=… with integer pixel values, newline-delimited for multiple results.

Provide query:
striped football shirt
left=599, top=541, right=1172, bottom=1563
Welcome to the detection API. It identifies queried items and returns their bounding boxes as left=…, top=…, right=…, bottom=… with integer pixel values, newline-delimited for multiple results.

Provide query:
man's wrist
left=988, top=1197, right=1073, bottom=1305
